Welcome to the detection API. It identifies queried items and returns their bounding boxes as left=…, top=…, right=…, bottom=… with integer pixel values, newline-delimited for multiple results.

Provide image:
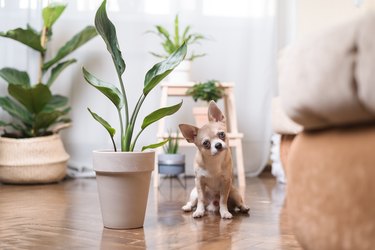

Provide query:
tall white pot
left=167, top=60, right=191, bottom=83
left=93, top=150, right=155, bottom=229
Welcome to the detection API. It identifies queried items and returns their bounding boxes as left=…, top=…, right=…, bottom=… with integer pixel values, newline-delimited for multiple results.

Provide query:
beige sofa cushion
left=279, top=13, right=375, bottom=130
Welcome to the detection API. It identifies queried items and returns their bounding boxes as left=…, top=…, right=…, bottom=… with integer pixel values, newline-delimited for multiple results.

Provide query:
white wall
left=0, top=0, right=281, bottom=176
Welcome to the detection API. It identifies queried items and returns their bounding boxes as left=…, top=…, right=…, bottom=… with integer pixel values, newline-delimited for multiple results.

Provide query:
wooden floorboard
left=0, top=173, right=301, bottom=249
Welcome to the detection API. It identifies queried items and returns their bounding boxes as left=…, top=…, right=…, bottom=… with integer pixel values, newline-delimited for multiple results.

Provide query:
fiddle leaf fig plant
left=0, top=3, right=97, bottom=138
left=83, top=0, right=186, bottom=152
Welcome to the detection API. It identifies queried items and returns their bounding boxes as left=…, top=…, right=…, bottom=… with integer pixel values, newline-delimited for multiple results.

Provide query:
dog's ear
left=208, top=100, right=225, bottom=123
left=179, top=124, right=199, bottom=143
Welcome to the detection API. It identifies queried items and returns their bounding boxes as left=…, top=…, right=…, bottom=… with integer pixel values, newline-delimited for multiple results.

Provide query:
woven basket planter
left=0, top=134, right=69, bottom=184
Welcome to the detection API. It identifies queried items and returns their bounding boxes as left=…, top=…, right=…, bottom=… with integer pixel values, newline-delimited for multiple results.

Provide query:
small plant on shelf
left=186, top=80, right=224, bottom=103
left=148, top=14, right=206, bottom=61
left=163, top=130, right=179, bottom=154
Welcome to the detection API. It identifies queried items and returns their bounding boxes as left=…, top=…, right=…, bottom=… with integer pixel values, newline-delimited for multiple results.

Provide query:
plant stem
left=118, top=75, right=129, bottom=128
left=117, top=109, right=124, bottom=151
left=129, top=128, right=144, bottom=151
left=125, top=94, right=146, bottom=151
left=110, top=135, right=117, bottom=152
left=38, top=26, right=48, bottom=83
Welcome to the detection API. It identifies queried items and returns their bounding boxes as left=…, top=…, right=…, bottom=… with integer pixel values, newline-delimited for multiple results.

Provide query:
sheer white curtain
left=0, top=0, right=292, bottom=176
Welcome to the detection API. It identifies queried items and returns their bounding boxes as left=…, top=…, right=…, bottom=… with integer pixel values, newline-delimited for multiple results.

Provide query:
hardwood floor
left=0, top=173, right=301, bottom=249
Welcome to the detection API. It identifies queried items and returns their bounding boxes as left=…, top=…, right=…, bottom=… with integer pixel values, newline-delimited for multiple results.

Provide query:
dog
left=179, top=101, right=250, bottom=219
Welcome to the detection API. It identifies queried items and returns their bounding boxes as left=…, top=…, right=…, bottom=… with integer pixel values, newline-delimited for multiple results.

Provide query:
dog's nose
left=215, top=143, right=222, bottom=150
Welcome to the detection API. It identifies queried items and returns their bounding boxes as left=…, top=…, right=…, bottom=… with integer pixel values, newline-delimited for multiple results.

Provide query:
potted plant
left=186, top=79, right=224, bottom=127
left=82, top=0, right=186, bottom=229
left=148, top=14, right=206, bottom=82
left=158, top=130, right=185, bottom=176
left=0, top=4, right=97, bottom=184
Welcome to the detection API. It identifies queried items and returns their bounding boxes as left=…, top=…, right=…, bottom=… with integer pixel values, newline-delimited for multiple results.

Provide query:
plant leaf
left=0, top=96, right=32, bottom=125
left=143, top=42, right=187, bottom=95
left=87, top=108, right=115, bottom=137
left=82, top=67, right=124, bottom=109
left=0, top=27, right=44, bottom=52
left=43, top=95, right=69, bottom=112
left=8, top=83, right=52, bottom=114
left=34, top=111, right=63, bottom=132
left=0, top=67, right=30, bottom=87
left=141, top=100, right=183, bottom=130
left=142, top=139, right=169, bottom=152
left=94, top=0, right=125, bottom=77
left=174, top=15, right=179, bottom=46
left=46, top=59, right=76, bottom=87
left=182, top=25, right=191, bottom=41
left=42, top=4, right=66, bottom=28
left=43, top=26, right=97, bottom=71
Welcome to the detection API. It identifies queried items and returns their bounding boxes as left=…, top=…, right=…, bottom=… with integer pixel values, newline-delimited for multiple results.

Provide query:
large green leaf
left=0, top=96, right=32, bottom=125
left=0, top=67, right=30, bottom=87
left=141, top=139, right=169, bottom=152
left=43, top=95, right=69, bottom=112
left=42, top=4, right=66, bottom=28
left=46, top=59, right=76, bottom=87
left=82, top=67, right=124, bottom=109
left=34, top=111, right=62, bottom=131
left=87, top=108, right=115, bottom=137
left=0, top=27, right=44, bottom=52
left=141, top=101, right=183, bottom=130
left=94, top=0, right=125, bottom=77
left=143, top=42, right=187, bottom=95
left=8, top=83, right=52, bottom=114
left=43, top=26, right=97, bottom=71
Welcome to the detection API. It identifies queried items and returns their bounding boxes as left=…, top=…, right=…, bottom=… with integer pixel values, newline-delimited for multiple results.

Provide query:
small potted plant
left=186, top=79, right=224, bottom=127
left=158, top=130, right=185, bottom=176
left=0, top=4, right=97, bottom=184
left=148, top=14, right=206, bottom=82
left=82, top=0, right=186, bottom=229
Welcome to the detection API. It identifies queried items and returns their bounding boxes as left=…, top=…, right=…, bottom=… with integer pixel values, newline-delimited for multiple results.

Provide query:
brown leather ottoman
left=287, top=124, right=375, bottom=250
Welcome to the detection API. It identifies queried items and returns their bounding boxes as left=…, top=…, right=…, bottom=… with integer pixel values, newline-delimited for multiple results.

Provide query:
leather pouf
left=287, top=124, right=375, bottom=250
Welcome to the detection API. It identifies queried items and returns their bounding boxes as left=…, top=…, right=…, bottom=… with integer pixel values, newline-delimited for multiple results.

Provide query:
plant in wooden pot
left=158, top=130, right=185, bottom=176
left=186, top=80, right=224, bottom=127
left=0, top=4, right=97, bottom=184
left=82, top=0, right=186, bottom=229
left=147, top=14, right=206, bottom=83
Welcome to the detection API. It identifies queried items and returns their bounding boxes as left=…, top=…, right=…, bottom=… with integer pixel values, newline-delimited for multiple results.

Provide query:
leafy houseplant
left=186, top=80, right=224, bottom=127
left=158, top=131, right=185, bottom=177
left=83, top=0, right=187, bottom=229
left=148, top=14, right=206, bottom=82
left=0, top=4, right=97, bottom=184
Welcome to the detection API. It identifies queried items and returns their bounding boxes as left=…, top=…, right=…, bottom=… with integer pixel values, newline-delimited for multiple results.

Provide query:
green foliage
left=0, top=3, right=97, bottom=138
left=148, top=14, right=206, bottom=61
left=83, top=0, right=186, bottom=152
left=163, top=130, right=179, bottom=154
left=186, top=80, right=224, bottom=103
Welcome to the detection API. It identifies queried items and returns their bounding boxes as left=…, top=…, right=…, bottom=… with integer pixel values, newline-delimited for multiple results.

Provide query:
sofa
left=275, top=13, right=375, bottom=250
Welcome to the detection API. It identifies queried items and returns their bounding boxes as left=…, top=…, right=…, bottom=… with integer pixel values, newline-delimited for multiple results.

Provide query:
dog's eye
left=202, top=140, right=211, bottom=149
left=218, top=132, right=225, bottom=140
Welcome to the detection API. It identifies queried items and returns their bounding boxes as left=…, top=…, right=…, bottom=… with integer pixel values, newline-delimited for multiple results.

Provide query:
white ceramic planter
left=93, top=150, right=155, bottom=229
left=158, top=153, right=185, bottom=175
left=0, top=134, right=69, bottom=184
left=167, top=60, right=191, bottom=83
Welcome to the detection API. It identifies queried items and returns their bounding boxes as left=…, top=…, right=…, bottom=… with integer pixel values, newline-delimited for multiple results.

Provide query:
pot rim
left=93, top=149, right=155, bottom=155
left=0, top=134, right=61, bottom=143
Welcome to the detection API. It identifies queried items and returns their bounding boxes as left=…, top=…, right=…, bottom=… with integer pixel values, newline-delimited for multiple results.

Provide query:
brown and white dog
left=179, top=101, right=249, bottom=219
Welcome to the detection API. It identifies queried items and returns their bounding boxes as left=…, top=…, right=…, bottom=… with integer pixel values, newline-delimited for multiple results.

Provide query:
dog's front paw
left=220, top=210, right=233, bottom=219
left=193, top=209, right=205, bottom=218
left=182, top=203, right=192, bottom=212
left=239, top=205, right=250, bottom=213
